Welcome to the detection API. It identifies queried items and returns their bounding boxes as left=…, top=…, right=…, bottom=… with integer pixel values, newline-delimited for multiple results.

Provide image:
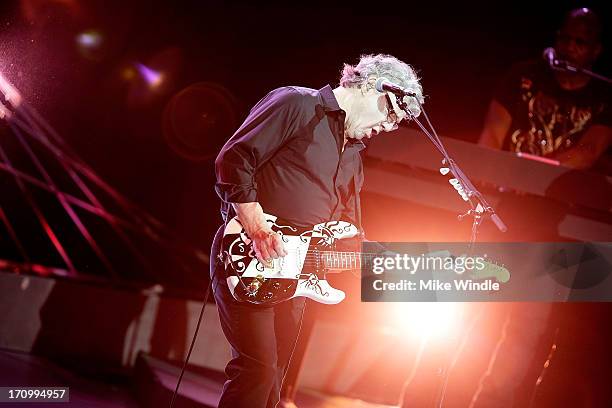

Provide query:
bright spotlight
left=0, top=73, right=23, bottom=108
left=389, top=302, right=463, bottom=341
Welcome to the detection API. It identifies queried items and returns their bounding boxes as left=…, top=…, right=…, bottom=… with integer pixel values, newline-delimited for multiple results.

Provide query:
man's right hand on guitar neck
left=231, top=202, right=288, bottom=266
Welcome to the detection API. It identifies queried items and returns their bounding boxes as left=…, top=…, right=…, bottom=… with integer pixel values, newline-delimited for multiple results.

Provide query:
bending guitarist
left=210, top=53, right=424, bottom=408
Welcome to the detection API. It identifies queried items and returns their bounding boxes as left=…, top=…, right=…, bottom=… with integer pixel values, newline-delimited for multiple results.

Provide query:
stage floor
left=0, top=348, right=397, bottom=408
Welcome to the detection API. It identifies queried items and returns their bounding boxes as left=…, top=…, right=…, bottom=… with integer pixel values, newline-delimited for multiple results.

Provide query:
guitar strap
left=353, top=173, right=363, bottom=236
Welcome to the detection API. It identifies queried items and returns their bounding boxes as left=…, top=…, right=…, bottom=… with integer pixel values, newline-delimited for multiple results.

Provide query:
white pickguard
left=237, top=234, right=310, bottom=279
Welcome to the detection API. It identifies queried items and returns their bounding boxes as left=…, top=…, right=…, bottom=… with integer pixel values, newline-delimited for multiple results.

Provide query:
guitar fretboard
left=318, top=251, right=379, bottom=271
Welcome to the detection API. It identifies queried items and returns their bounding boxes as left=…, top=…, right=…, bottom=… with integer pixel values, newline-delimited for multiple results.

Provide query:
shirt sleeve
left=492, top=62, right=526, bottom=114
left=592, top=95, right=612, bottom=128
left=214, top=87, right=304, bottom=204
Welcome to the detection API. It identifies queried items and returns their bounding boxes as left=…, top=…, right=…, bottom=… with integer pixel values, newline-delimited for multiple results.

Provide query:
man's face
left=346, top=87, right=409, bottom=140
left=555, top=20, right=601, bottom=69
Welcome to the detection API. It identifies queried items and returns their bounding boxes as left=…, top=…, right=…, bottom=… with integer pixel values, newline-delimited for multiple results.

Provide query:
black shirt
left=494, top=60, right=611, bottom=155
left=215, top=85, right=364, bottom=228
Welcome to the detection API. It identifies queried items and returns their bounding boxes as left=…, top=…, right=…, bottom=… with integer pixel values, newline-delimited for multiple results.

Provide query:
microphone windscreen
left=374, top=77, right=389, bottom=93
left=542, top=47, right=555, bottom=63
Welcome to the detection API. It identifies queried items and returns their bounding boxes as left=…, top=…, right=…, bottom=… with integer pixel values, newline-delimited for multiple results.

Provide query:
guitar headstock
left=469, top=258, right=510, bottom=283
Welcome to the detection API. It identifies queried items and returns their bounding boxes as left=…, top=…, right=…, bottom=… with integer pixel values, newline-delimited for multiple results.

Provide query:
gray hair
left=340, top=53, right=425, bottom=115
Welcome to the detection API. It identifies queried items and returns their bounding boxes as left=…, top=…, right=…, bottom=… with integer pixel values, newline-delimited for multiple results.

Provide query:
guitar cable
left=169, top=277, right=219, bottom=408
left=169, top=215, right=275, bottom=406
left=169, top=220, right=227, bottom=408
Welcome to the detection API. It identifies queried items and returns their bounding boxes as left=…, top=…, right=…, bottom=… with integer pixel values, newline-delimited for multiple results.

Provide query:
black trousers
left=210, top=226, right=306, bottom=408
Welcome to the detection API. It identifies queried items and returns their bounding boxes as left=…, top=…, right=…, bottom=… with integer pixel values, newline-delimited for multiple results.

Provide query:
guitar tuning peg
left=439, top=167, right=450, bottom=175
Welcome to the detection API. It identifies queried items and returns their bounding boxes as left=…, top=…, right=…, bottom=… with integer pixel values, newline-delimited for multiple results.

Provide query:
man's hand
left=231, top=202, right=287, bottom=266
left=251, top=228, right=288, bottom=267
left=548, top=124, right=612, bottom=170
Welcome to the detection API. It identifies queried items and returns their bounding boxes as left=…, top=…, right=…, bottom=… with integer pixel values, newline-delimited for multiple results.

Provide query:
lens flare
left=76, top=30, right=102, bottom=48
left=135, top=63, right=164, bottom=88
left=389, top=302, right=463, bottom=340
left=162, top=82, right=238, bottom=160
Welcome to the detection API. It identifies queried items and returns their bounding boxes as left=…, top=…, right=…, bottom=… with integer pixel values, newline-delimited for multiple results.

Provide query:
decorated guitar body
left=220, top=213, right=359, bottom=306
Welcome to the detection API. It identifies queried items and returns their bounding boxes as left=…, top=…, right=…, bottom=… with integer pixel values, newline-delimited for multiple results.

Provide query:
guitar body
left=220, top=213, right=359, bottom=306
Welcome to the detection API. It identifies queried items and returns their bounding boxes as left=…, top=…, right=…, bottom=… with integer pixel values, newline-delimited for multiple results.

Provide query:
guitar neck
left=318, top=251, right=378, bottom=272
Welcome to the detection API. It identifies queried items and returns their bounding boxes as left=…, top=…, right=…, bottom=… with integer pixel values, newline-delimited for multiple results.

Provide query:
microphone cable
left=169, top=277, right=216, bottom=408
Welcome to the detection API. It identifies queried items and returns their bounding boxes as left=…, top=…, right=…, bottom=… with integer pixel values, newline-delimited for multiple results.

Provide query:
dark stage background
left=1, top=2, right=611, bottom=406
left=0, top=0, right=610, bottom=274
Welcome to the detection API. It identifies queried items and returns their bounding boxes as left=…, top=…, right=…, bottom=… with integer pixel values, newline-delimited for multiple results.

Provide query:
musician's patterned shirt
left=495, top=60, right=611, bottom=156
left=215, top=85, right=364, bottom=228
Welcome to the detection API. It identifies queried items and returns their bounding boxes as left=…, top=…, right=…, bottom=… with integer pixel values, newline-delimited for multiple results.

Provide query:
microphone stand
left=394, top=95, right=507, bottom=250
left=552, top=60, right=612, bottom=85
left=394, top=94, right=507, bottom=408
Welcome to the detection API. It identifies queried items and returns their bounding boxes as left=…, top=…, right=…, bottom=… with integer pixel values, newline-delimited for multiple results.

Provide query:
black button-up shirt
left=215, top=85, right=364, bottom=228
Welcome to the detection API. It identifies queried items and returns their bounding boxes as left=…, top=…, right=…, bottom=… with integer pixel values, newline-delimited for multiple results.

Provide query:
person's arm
left=231, top=202, right=287, bottom=264
left=215, top=87, right=302, bottom=263
left=478, top=99, right=512, bottom=149
left=548, top=125, right=612, bottom=170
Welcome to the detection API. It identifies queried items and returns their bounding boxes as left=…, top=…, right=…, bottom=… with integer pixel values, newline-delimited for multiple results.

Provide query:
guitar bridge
left=245, top=274, right=265, bottom=296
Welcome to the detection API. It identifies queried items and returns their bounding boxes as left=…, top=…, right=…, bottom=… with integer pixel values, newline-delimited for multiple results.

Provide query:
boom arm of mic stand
left=554, top=61, right=612, bottom=85
left=397, top=98, right=507, bottom=233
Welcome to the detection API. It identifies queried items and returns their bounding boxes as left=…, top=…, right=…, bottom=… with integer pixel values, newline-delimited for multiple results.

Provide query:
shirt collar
left=318, top=85, right=342, bottom=112
left=318, top=84, right=365, bottom=151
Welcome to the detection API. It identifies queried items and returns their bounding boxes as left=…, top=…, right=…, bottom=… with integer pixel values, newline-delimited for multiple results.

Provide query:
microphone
left=543, top=47, right=557, bottom=67
left=375, top=77, right=416, bottom=97
left=543, top=47, right=572, bottom=71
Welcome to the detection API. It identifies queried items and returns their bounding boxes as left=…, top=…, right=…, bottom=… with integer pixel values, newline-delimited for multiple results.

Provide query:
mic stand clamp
left=440, top=158, right=507, bottom=249
left=458, top=198, right=486, bottom=249
left=393, top=95, right=508, bottom=250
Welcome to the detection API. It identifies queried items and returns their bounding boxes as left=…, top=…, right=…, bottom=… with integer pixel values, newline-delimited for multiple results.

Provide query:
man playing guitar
left=210, top=53, right=424, bottom=408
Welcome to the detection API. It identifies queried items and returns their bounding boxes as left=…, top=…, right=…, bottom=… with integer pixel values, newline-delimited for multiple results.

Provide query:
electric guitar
left=219, top=213, right=360, bottom=306
left=219, top=213, right=509, bottom=306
